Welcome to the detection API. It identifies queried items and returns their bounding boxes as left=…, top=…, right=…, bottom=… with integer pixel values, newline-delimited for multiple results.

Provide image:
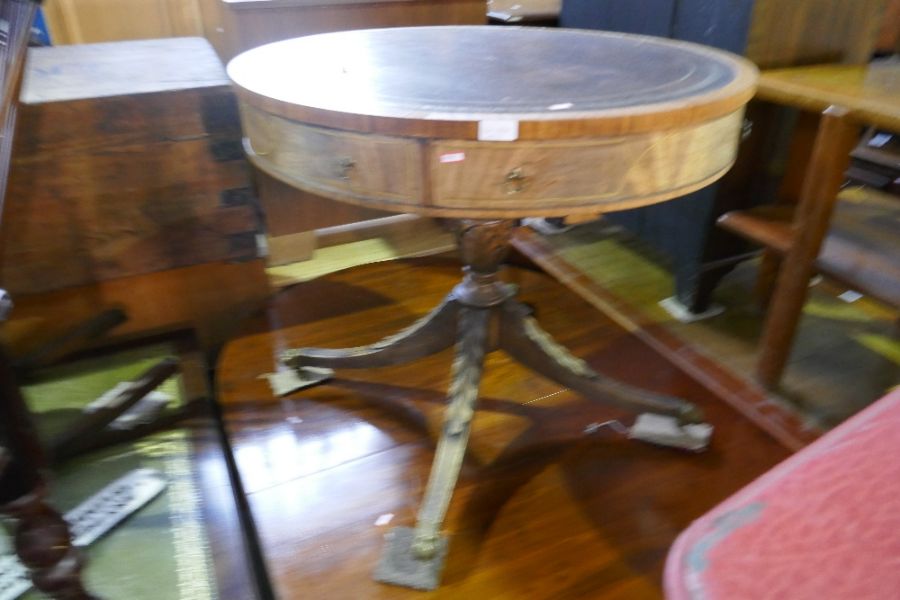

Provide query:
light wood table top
left=228, top=26, right=756, bottom=217
left=757, top=60, right=900, bottom=131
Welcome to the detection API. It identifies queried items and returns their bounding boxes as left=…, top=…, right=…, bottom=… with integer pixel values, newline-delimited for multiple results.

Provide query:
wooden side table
left=227, top=26, right=756, bottom=589
left=719, top=61, right=900, bottom=388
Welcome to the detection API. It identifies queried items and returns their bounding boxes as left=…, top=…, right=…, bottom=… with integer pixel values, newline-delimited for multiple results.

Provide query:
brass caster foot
left=373, top=527, right=449, bottom=591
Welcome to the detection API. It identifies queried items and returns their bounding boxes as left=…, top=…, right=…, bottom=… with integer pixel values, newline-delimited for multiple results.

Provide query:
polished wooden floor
left=217, top=256, right=790, bottom=599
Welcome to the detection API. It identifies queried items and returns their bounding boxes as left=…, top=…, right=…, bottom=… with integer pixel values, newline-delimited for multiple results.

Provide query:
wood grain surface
left=230, top=27, right=755, bottom=218
left=757, top=61, right=900, bottom=132
left=217, top=257, right=790, bottom=598
left=745, top=0, right=888, bottom=68
left=3, top=38, right=261, bottom=295
left=229, top=26, right=757, bottom=139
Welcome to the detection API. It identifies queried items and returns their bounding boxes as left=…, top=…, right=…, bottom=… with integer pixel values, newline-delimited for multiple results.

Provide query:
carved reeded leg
left=410, top=307, right=489, bottom=557
left=373, top=306, right=490, bottom=590
left=282, top=218, right=706, bottom=590
left=498, top=301, right=703, bottom=424
left=2, top=490, right=95, bottom=599
left=281, top=296, right=459, bottom=371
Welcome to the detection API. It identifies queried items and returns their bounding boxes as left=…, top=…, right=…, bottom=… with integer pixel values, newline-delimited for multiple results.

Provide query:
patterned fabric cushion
left=665, top=388, right=900, bottom=600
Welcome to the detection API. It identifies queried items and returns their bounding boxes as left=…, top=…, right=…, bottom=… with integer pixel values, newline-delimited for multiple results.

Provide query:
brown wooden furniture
left=217, top=257, right=791, bottom=598
left=40, top=0, right=206, bottom=44
left=0, top=36, right=269, bottom=350
left=199, top=0, right=487, bottom=265
left=0, top=1, right=94, bottom=597
left=560, top=0, right=890, bottom=314
left=718, top=61, right=900, bottom=388
left=228, top=25, right=756, bottom=589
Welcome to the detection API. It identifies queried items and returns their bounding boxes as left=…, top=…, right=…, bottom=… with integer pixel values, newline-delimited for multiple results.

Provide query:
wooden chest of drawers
left=2, top=37, right=262, bottom=295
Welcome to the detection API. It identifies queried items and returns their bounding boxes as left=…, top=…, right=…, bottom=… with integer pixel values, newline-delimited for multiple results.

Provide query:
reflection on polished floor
left=527, top=219, right=899, bottom=429
left=218, top=256, right=791, bottom=598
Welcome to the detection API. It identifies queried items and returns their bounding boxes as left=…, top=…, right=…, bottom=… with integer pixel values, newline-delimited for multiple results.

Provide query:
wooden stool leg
left=754, top=248, right=782, bottom=309
left=756, top=107, right=859, bottom=388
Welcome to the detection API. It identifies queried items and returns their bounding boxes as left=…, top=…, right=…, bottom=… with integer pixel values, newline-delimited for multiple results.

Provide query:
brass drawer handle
left=336, top=157, right=356, bottom=180
left=505, top=167, right=527, bottom=194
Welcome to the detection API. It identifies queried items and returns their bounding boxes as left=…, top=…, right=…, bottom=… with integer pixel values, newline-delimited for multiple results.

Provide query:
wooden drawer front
left=429, top=110, right=744, bottom=217
left=241, top=104, right=423, bottom=209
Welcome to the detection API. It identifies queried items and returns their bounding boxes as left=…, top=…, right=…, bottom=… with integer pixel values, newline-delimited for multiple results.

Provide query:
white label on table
left=478, top=120, right=519, bottom=141
left=439, top=152, right=466, bottom=163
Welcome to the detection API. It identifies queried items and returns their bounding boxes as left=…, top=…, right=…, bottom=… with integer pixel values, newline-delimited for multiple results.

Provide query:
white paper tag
left=477, top=120, right=519, bottom=141
left=439, top=152, right=466, bottom=163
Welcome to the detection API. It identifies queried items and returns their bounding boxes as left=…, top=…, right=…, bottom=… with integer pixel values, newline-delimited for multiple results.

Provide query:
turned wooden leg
left=756, top=107, right=859, bottom=388
left=754, top=248, right=782, bottom=309
left=281, top=295, right=459, bottom=370
left=498, top=300, right=703, bottom=423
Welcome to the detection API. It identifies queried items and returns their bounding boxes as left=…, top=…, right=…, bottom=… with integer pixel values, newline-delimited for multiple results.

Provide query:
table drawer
left=241, top=104, right=424, bottom=207
left=429, top=111, right=744, bottom=216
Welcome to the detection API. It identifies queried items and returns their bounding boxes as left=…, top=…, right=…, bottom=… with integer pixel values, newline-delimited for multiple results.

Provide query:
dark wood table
left=227, top=25, right=756, bottom=590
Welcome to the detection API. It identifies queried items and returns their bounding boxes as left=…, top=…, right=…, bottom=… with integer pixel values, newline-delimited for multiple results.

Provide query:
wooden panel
left=746, top=0, right=888, bottom=68
left=2, top=260, right=270, bottom=353
left=42, top=0, right=205, bottom=45
left=756, top=62, right=900, bottom=133
left=220, top=0, right=486, bottom=60
left=428, top=111, right=744, bottom=217
left=255, top=172, right=389, bottom=237
left=20, top=38, right=227, bottom=103
left=1, top=39, right=260, bottom=295
left=242, top=106, right=425, bottom=210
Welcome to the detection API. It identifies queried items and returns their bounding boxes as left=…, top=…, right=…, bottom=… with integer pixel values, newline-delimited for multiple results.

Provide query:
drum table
left=228, top=26, right=756, bottom=590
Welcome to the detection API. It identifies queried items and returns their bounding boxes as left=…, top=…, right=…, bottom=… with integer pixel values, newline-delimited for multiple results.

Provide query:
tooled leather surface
left=665, top=389, right=900, bottom=600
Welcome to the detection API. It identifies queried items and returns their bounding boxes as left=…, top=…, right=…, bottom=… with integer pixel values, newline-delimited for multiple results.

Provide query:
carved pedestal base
left=281, top=219, right=703, bottom=590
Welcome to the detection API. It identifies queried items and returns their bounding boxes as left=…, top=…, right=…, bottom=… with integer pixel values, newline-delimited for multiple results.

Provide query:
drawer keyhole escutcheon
left=336, top=157, right=356, bottom=180
left=505, top=167, right=527, bottom=194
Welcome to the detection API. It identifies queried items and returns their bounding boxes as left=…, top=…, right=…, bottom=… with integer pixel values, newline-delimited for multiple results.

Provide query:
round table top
left=228, top=26, right=757, bottom=140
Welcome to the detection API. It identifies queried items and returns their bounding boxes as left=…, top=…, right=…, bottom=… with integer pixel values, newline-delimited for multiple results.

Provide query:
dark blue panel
left=671, top=0, right=757, bottom=54
left=559, top=0, right=678, bottom=38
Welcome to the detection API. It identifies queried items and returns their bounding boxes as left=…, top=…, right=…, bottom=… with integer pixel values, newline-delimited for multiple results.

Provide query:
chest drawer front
left=429, top=111, right=744, bottom=216
left=241, top=104, right=423, bottom=207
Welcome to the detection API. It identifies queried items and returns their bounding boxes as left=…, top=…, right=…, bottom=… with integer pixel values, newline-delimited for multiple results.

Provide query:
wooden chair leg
left=754, top=248, right=782, bottom=309
left=756, top=107, right=859, bottom=388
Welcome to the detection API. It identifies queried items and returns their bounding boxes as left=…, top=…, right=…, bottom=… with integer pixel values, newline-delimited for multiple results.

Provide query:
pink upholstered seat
left=665, top=388, right=900, bottom=600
